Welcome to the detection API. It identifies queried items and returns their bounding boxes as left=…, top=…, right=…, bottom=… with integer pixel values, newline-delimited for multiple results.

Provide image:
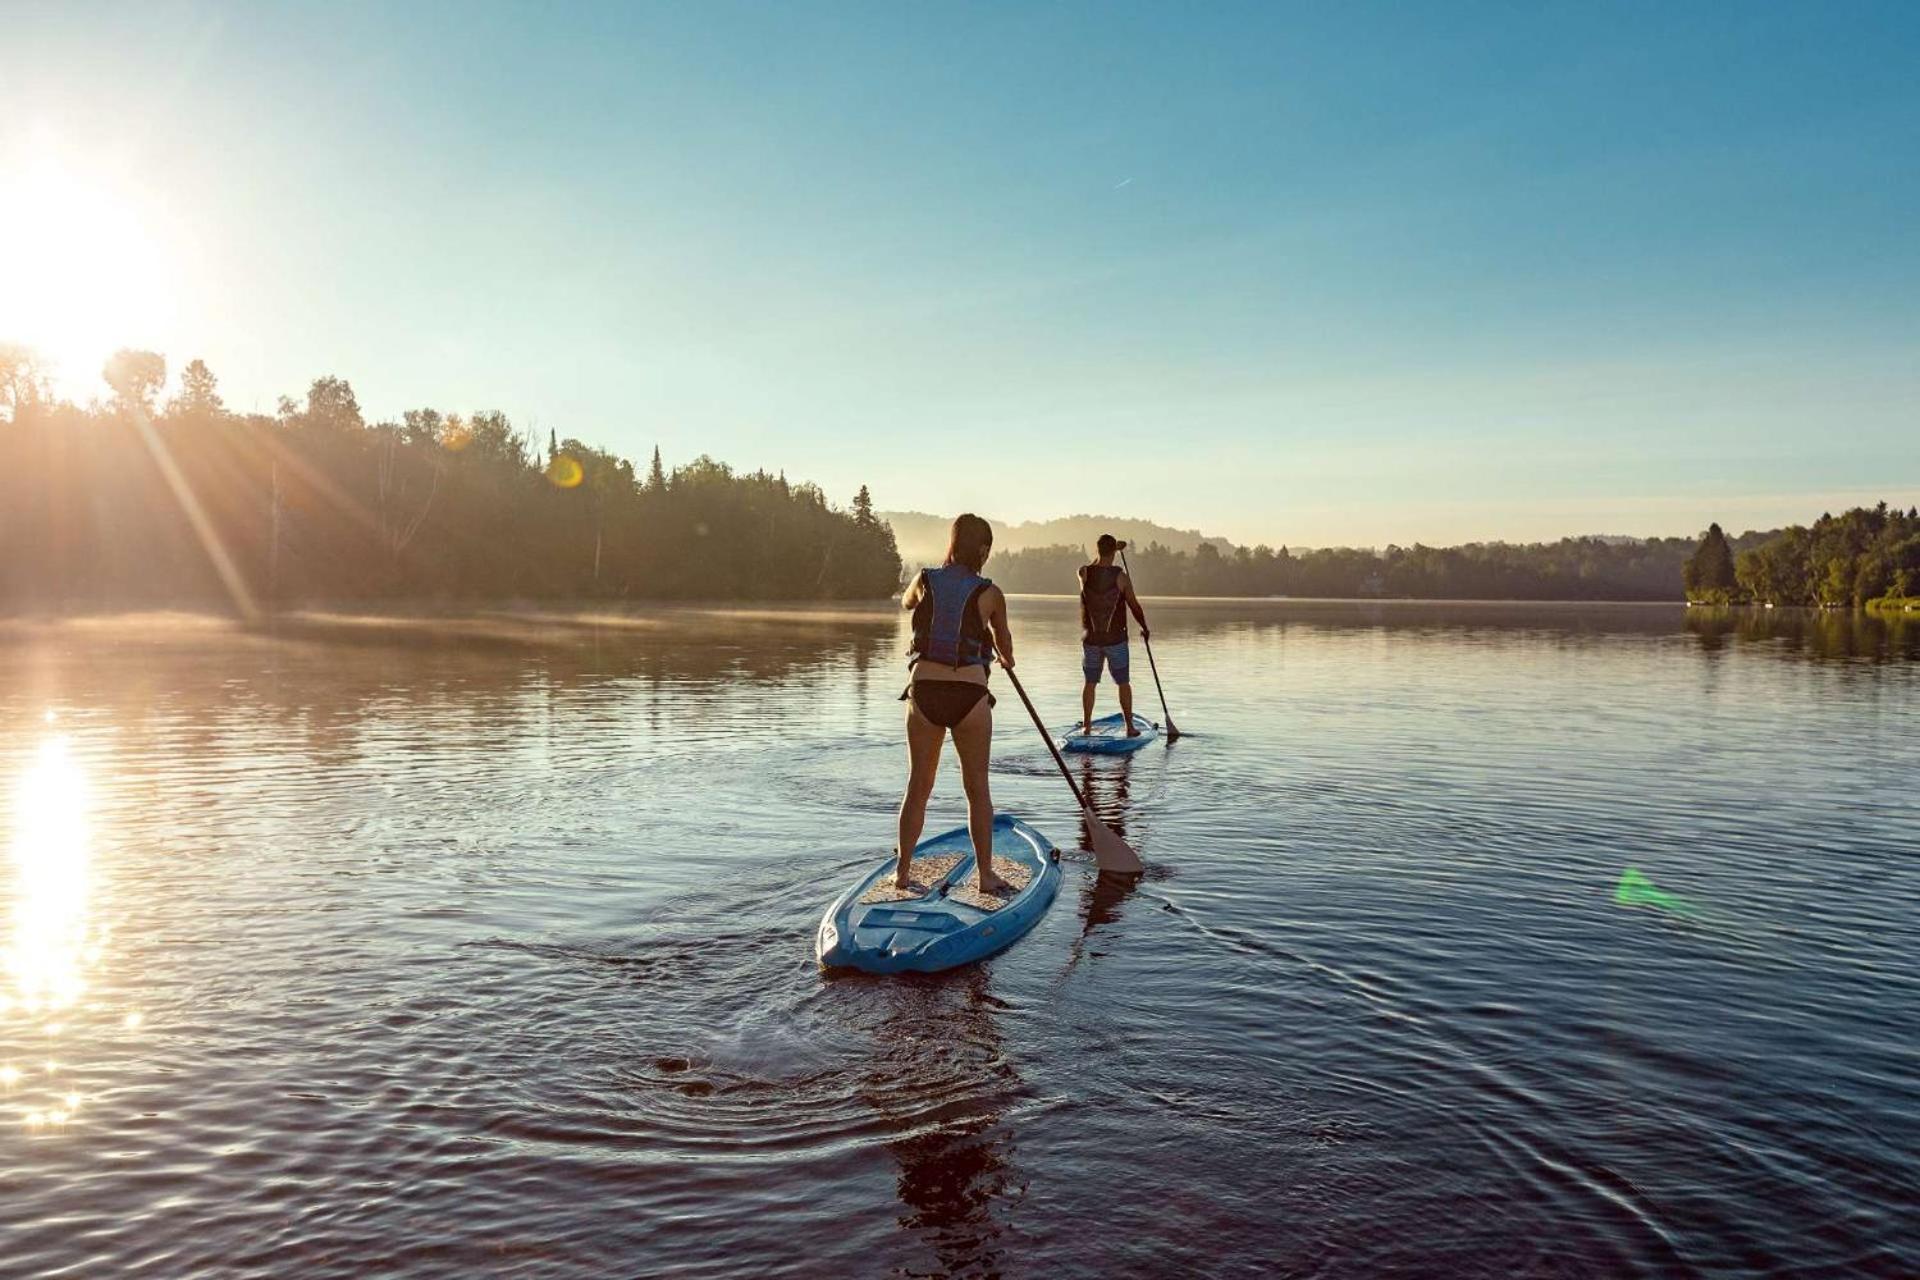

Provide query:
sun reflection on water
left=6, top=734, right=106, bottom=1130
left=7, top=737, right=97, bottom=1017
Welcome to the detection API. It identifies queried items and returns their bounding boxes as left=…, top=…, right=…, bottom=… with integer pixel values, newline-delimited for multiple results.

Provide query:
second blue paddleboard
left=1058, top=712, right=1160, bottom=754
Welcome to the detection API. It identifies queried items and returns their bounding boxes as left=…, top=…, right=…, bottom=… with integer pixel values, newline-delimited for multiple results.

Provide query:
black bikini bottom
left=900, top=681, right=995, bottom=729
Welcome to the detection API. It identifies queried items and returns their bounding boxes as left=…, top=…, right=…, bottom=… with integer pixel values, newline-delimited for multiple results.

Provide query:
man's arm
left=1121, top=571, right=1149, bottom=638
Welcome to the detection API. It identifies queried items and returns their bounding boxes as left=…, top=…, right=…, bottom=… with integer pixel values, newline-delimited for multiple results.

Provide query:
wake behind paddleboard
left=1058, top=712, right=1160, bottom=754
left=817, top=814, right=1061, bottom=974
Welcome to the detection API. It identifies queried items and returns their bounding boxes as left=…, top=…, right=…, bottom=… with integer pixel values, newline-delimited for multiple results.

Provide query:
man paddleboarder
left=1078, top=534, right=1151, bottom=737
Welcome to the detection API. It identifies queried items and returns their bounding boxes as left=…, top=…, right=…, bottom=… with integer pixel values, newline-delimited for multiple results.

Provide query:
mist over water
left=1, top=600, right=1915, bottom=1278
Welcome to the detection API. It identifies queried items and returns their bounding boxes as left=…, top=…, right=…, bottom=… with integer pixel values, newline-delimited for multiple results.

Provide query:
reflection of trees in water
left=855, top=967, right=1019, bottom=1278
left=1054, top=599, right=1710, bottom=652
left=0, top=611, right=895, bottom=758
left=1684, top=607, right=1920, bottom=662
left=1015, top=595, right=1920, bottom=665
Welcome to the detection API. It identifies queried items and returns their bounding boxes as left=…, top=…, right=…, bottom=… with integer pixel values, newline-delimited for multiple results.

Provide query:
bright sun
left=0, top=133, right=180, bottom=399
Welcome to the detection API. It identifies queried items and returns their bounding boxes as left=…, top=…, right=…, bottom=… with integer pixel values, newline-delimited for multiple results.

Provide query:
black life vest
left=909, top=564, right=995, bottom=669
left=1080, top=563, right=1127, bottom=645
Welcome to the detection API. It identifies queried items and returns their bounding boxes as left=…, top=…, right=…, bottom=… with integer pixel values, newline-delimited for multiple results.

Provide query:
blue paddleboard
left=817, top=814, right=1062, bottom=974
left=1058, top=712, right=1160, bottom=754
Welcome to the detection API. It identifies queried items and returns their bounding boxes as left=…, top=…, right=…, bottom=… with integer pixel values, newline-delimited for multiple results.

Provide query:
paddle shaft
left=1119, top=549, right=1179, bottom=736
left=999, top=661, right=1094, bottom=811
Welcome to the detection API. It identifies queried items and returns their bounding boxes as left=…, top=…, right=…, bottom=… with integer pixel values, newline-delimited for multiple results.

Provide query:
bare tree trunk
left=393, top=464, right=440, bottom=560
left=269, top=460, right=281, bottom=605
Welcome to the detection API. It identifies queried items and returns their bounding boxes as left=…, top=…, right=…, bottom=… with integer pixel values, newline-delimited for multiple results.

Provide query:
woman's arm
left=983, top=584, right=1014, bottom=668
left=902, top=568, right=928, bottom=610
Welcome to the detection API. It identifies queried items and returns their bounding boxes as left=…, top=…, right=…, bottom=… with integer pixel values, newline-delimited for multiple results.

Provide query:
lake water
left=2, top=600, right=1916, bottom=1278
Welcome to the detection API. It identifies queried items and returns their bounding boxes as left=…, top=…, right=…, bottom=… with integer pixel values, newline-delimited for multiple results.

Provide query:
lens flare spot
left=24, top=1110, right=45, bottom=1127
left=124, top=1011, right=144, bottom=1030
left=1615, top=866, right=1700, bottom=918
left=63, top=1091, right=80, bottom=1111
left=546, top=454, right=584, bottom=488
left=0, top=1064, right=19, bottom=1087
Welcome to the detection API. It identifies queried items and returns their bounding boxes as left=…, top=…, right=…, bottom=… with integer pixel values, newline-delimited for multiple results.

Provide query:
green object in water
left=1616, top=866, right=1699, bottom=917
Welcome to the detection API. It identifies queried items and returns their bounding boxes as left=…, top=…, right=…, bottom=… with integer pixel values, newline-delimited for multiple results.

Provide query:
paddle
left=1119, top=547, right=1181, bottom=741
left=998, top=660, right=1145, bottom=874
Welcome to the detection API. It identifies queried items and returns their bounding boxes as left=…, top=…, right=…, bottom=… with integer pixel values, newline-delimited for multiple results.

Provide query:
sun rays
left=0, top=131, right=184, bottom=400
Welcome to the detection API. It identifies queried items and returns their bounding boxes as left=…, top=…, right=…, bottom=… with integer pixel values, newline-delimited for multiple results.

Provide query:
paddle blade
left=1084, top=805, right=1144, bottom=873
left=1164, top=719, right=1182, bottom=742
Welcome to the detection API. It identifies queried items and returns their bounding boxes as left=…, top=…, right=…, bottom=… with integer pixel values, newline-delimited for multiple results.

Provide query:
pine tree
left=1684, top=523, right=1738, bottom=599
left=168, top=358, right=224, bottom=418
left=647, top=445, right=667, bottom=494
left=853, top=484, right=876, bottom=527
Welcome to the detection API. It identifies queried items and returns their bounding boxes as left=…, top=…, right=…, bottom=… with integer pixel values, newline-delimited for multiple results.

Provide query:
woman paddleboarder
left=897, top=513, right=1015, bottom=894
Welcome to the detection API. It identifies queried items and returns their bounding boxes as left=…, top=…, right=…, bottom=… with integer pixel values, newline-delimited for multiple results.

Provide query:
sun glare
left=6, top=736, right=96, bottom=1018
left=0, top=132, right=181, bottom=398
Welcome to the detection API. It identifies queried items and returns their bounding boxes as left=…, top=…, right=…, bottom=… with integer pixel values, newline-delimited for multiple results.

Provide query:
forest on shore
left=967, top=509, right=1918, bottom=607
left=0, top=348, right=902, bottom=612
left=1682, top=505, right=1920, bottom=609
left=987, top=534, right=1721, bottom=601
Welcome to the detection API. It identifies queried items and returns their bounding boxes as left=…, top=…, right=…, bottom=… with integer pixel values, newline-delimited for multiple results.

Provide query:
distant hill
left=881, top=510, right=1234, bottom=571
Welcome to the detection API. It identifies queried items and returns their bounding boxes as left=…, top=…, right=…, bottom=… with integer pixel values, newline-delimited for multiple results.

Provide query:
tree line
left=0, top=347, right=902, bottom=612
left=984, top=535, right=1718, bottom=601
left=1684, top=504, right=1920, bottom=608
left=978, top=509, right=1918, bottom=607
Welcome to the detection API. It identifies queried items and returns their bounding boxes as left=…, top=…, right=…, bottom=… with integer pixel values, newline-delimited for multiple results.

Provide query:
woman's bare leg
left=949, top=696, right=1006, bottom=892
left=897, top=700, right=946, bottom=887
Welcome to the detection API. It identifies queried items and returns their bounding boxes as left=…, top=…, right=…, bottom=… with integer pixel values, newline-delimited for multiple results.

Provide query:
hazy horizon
left=875, top=504, right=1904, bottom=559
left=4, top=4, right=1917, bottom=547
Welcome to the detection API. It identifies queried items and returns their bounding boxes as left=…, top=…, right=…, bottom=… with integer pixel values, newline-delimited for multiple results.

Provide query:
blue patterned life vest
left=909, top=564, right=995, bottom=669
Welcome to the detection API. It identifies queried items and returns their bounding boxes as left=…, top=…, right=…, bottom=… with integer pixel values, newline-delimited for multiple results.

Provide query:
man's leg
left=1081, top=644, right=1101, bottom=734
left=1111, top=643, right=1140, bottom=735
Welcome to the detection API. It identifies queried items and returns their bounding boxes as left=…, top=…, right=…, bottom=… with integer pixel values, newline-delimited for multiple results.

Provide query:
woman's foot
left=975, top=868, right=1013, bottom=895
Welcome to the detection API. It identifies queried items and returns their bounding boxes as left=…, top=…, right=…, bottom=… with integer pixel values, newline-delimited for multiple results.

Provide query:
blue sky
left=3, top=2, right=1916, bottom=546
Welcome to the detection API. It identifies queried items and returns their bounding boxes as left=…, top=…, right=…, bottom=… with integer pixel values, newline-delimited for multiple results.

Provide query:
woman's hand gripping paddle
left=1000, top=660, right=1145, bottom=874
left=1119, top=547, right=1181, bottom=742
